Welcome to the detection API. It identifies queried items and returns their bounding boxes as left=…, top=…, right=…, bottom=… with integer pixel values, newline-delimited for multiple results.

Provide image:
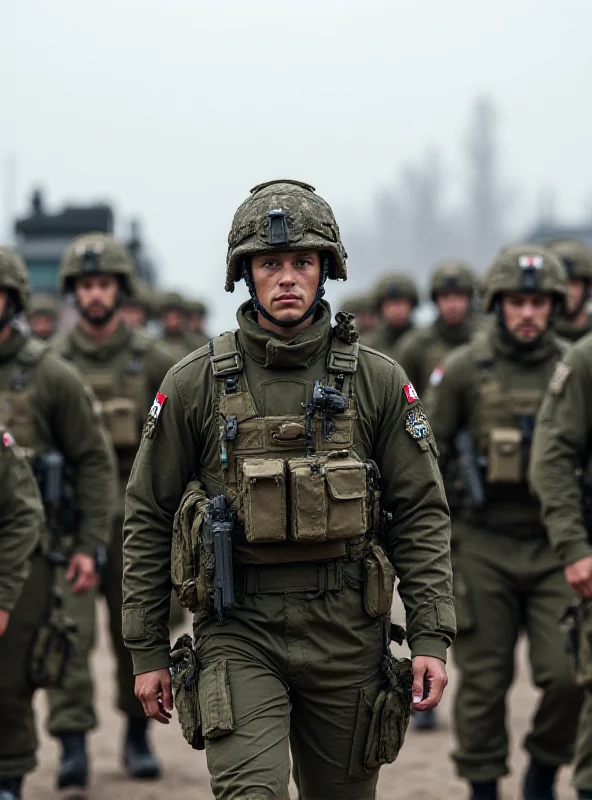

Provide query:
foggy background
left=1, top=0, right=591, bottom=330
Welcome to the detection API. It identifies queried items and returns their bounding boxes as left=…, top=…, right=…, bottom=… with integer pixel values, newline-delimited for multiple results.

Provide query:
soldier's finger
left=161, top=674, right=174, bottom=712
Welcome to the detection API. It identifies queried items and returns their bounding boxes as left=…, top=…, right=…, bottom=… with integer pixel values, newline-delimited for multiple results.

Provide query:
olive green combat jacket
left=530, top=332, right=592, bottom=566
left=122, top=302, right=455, bottom=675
left=0, top=429, right=45, bottom=611
left=397, top=316, right=477, bottom=398
left=0, top=330, right=115, bottom=557
left=555, top=315, right=592, bottom=344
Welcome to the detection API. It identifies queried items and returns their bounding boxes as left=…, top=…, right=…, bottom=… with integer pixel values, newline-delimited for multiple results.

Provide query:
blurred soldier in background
left=0, top=429, right=47, bottom=800
left=427, top=246, right=582, bottom=800
left=397, top=260, right=477, bottom=397
left=0, top=247, right=115, bottom=799
left=364, top=273, right=418, bottom=358
left=546, top=239, right=592, bottom=342
left=52, top=234, right=177, bottom=791
left=158, top=291, right=199, bottom=361
left=27, top=292, right=59, bottom=341
left=185, top=298, right=210, bottom=347
left=340, top=293, right=378, bottom=336
left=119, top=277, right=154, bottom=330
left=530, top=335, right=592, bottom=800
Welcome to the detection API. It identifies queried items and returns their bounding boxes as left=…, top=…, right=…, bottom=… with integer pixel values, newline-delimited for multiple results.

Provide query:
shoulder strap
left=327, top=333, right=359, bottom=394
left=471, top=332, right=495, bottom=378
left=210, top=331, right=243, bottom=394
left=17, top=337, right=49, bottom=367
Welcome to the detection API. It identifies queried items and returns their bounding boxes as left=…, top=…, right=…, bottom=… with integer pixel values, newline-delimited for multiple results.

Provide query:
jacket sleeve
left=530, top=345, right=592, bottom=566
left=122, top=366, right=199, bottom=674
left=371, top=358, right=455, bottom=663
left=0, top=436, right=44, bottom=611
left=41, top=355, right=117, bottom=556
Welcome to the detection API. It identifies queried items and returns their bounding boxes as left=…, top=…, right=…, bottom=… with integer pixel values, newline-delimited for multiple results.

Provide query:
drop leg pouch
left=170, top=633, right=205, bottom=750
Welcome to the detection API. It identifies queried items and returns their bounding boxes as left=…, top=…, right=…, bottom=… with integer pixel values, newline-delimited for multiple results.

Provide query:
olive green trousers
left=574, top=690, right=592, bottom=791
left=452, top=525, right=583, bottom=782
left=0, top=554, right=52, bottom=778
left=195, top=559, right=386, bottom=800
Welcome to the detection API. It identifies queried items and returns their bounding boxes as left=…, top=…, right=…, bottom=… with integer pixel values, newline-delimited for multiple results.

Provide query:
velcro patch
left=518, top=255, right=543, bottom=268
left=143, top=391, right=168, bottom=439
left=549, top=362, right=571, bottom=395
left=429, top=366, right=444, bottom=387
left=405, top=408, right=431, bottom=440
left=403, top=383, right=419, bottom=403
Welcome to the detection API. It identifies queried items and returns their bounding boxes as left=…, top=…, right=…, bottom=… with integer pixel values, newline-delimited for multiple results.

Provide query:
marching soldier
left=547, top=239, right=592, bottom=342
left=185, top=298, right=210, bottom=348
left=158, top=291, right=199, bottom=361
left=364, top=273, right=417, bottom=358
left=26, top=292, right=59, bottom=341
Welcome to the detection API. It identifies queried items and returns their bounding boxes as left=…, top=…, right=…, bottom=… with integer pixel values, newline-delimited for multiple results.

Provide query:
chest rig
left=472, top=337, right=564, bottom=485
left=0, top=338, right=48, bottom=454
left=210, top=330, right=373, bottom=561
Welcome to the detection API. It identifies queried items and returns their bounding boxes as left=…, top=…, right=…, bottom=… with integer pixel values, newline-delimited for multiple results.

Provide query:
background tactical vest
left=208, top=331, right=372, bottom=566
left=0, top=338, right=48, bottom=455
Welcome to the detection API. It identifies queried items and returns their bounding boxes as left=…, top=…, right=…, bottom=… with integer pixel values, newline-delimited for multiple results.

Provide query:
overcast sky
left=1, top=0, right=591, bottom=329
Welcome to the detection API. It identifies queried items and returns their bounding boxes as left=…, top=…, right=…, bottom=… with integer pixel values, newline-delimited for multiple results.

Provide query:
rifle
left=454, top=429, right=485, bottom=508
left=203, top=495, right=236, bottom=622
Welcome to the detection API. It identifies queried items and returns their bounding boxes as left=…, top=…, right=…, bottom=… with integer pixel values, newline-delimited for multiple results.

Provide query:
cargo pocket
left=348, top=683, right=379, bottom=781
left=325, top=458, right=368, bottom=541
left=453, top=570, right=474, bottom=634
left=363, top=542, right=395, bottom=617
left=487, top=428, right=522, bottom=483
left=198, top=660, right=235, bottom=739
left=102, top=398, right=140, bottom=448
left=241, top=458, right=286, bottom=543
left=288, top=458, right=327, bottom=542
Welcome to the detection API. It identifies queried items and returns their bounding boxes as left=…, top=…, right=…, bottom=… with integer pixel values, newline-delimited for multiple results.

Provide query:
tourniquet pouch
left=487, top=427, right=522, bottom=483
left=171, top=481, right=210, bottom=612
left=28, top=587, right=77, bottom=689
left=102, top=397, right=139, bottom=448
left=170, top=634, right=204, bottom=750
left=562, top=601, right=592, bottom=687
left=364, top=651, right=413, bottom=768
left=363, top=541, right=395, bottom=617
left=241, top=458, right=286, bottom=543
left=288, top=454, right=367, bottom=542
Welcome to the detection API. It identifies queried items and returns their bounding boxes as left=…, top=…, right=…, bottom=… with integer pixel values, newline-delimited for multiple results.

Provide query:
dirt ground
left=25, top=601, right=576, bottom=800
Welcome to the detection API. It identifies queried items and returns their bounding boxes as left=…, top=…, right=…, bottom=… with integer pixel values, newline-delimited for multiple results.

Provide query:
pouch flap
left=242, top=458, right=285, bottom=482
left=325, top=459, right=366, bottom=500
left=491, top=427, right=521, bottom=454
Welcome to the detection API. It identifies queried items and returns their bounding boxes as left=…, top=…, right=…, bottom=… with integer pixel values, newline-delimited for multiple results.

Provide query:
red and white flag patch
left=149, top=391, right=167, bottom=421
left=2, top=431, right=14, bottom=447
left=429, top=366, right=444, bottom=387
left=518, top=255, right=543, bottom=268
left=403, top=383, right=419, bottom=403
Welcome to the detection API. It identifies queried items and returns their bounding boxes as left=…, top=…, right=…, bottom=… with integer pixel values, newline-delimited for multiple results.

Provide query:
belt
left=240, top=559, right=355, bottom=595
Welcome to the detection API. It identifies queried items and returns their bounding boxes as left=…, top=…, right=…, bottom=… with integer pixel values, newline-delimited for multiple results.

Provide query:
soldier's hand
left=135, top=669, right=173, bottom=724
left=0, top=609, right=10, bottom=638
left=411, top=656, right=448, bottom=712
left=565, top=556, right=592, bottom=598
left=66, top=553, right=98, bottom=593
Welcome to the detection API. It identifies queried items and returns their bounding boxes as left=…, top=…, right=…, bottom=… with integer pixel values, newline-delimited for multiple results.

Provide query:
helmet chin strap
left=242, top=255, right=329, bottom=329
left=0, top=294, right=16, bottom=333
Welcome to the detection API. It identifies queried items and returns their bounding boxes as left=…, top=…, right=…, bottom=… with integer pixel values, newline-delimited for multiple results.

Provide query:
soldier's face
left=251, top=250, right=321, bottom=324
left=121, top=304, right=147, bottom=329
left=188, top=313, right=204, bottom=333
left=566, top=279, right=587, bottom=315
left=162, top=309, right=184, bottom=334
left=382, top=298, right=413, bottom=328
left=75, top=274, right=120, bottom=325
left=501, top=293, right=553, bottom=342
left=436, top=292, right=471, bottom=325
left=28, top=313, right=55, bottom=340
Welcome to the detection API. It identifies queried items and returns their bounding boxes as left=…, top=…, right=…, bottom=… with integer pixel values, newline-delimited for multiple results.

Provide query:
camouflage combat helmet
left=59, top=232, right=135, bottom=294
left=159, top=291, right=186, bottom=314
left=122, top=277, right=154, bottom=311
left=545, top=239, right=592, bottom=282
left=373, top=273, right=419, bottom=308
left=0, top=247, right=31, bottom=312
left=482, top=245, right=567, bottom=313
left=341, top=293, right=375, bottom=316
left=225, top=179, right=347, bottom=293
left=430, top=260, right=475, bottom=301
left=186, top=298, right=209, bottom=317
left=28, top=292, right=59, bottom=318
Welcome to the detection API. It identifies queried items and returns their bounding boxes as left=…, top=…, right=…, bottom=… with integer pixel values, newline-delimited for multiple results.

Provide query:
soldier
left=0, top=430, right=47, bottom=800
left=341, top=293, right=378, bottom=336
left=426, top=245, right=582, bottom=800
left=0, top=248, right=115, bottom=797
left=546, top=239, right=592, bottom=342
left=397, top=260, right=477, bottom=397
left=185, top=298, right=210, bottom=347
left=364, top=273, right=418, bottom=358
left=158, top=291, right=199, bottom=361
left=26, top=292, right=59, bottom=341
left=120, top=277, right=154, bottom=330
left=530, top=334, right=592, bottom=800
left=52, top=234, right=177, bottom=790
left=122, top=179, right=455, bottom=800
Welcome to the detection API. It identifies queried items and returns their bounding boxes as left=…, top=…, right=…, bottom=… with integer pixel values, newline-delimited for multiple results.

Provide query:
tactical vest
left=0, top=338, right=49, bottom=455
left=209, top=330, right=372, bottom=565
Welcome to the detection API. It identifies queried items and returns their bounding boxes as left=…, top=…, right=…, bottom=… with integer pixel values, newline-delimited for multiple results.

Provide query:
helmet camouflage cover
left=545, top=239, right=592, bottom=282
left=482, top=244, right=567, bottom=312
left=28, top=292, right=59, bottom=318
left=225, top=180, right=347, bottom=292
left=159, top=291, right=186, bottom=313
left=0, top=247, right=31, bottom=312
left=59, top=232, right=135, bottom=294
left=373, top=273, right=419, bottom=308
left=430, top=259, right=475, bottom=299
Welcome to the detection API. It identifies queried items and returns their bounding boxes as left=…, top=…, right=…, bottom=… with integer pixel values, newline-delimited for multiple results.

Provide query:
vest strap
left=210, top=332, right=243, bottom=379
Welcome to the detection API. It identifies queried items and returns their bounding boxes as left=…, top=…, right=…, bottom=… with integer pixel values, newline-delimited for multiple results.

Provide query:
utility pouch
left=288, top=457, right=328, bottom=542
left=0, top=390, right=34, bottom=448
left=170, top=634, right=205, bottom=750
left=487, top=427, right=522, bottom=483
left=562, top=601, right=592, bottom=687
left=28, top=588, right=77, bottom=689
left=364, top=652, right=413, bottom=769
left=102, top=398, right=139, bottom=448
left=171, top=481, right=210, bottom=613
left=363, top=541, right=395, bottom=617
left=325, top=457, right=367, bottom=541
left=241, top=458, right=286, bottom=543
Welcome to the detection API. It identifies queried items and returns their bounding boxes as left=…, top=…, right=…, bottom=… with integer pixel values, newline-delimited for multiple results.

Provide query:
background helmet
left=545, top=239, right=592, bottom=283
left=28, top=292, right=59, bottom=318
left=225, top=179, right=347, bottom=293
left=158, top=291, right=186, bottom=314
left=186, top=298, right=209, bottom=317
left=59, top=232, right=135, bottom=295
left=0, top=247, right=31, bottom=312
left=341, top=293, right=375, bottom=316
left=373, top=273, right=419, bottom=309
left=430, top=260, right=475, bottom=301
left=482, top=244, right=567, bottom=313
